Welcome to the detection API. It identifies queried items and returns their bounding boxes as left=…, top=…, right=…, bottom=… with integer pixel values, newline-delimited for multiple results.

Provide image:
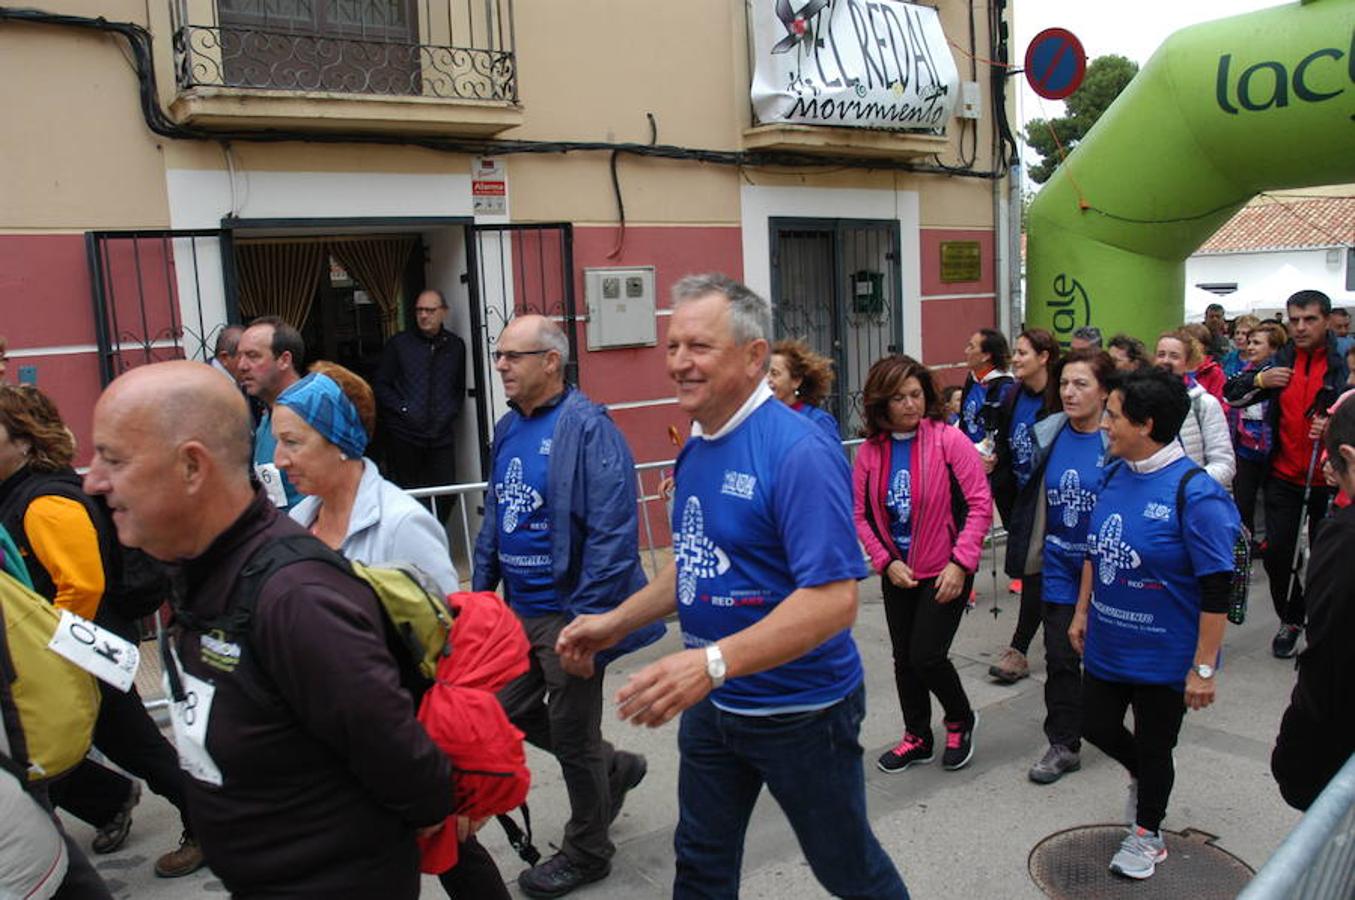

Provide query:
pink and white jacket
left=852, top=418, right=993, bottom=580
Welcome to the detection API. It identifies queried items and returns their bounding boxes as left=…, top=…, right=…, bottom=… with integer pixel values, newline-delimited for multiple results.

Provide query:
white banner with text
left=750, top=0, right=960, bottom=131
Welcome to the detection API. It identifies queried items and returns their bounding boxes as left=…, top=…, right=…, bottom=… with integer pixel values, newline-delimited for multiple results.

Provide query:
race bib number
left=48, top=610, right=139, bottom=692
left=255, top=462, right=288, bottom=507
left=162, top=654, right=224, bottom=787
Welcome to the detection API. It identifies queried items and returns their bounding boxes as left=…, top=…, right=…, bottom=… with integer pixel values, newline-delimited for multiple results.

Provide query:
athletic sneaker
left=877, top=733, right=934, bottom=773
left=1272, top=624, right=1302, bottom=659
left=1109, top=826, right=1167, bottom=879
left=1028, top=744, right=1081, bottom=784
left=988, top=647, right=1029, bottom=683
left=942, top=711, right=978, bottom=770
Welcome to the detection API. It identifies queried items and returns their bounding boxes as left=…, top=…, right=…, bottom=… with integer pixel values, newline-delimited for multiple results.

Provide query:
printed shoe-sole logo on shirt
left=675, top=496, right=731, bottom=606
left=497, top=457, right=544, bottom=533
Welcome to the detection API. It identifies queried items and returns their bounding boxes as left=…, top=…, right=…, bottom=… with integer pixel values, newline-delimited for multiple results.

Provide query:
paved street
left=69, top=551, right=1303, bottom=898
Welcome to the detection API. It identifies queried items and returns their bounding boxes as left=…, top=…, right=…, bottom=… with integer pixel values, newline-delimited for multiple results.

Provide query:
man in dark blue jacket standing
left=473, top=314, right=663, bottom=899
left=374, top=289, right=467, bottom=495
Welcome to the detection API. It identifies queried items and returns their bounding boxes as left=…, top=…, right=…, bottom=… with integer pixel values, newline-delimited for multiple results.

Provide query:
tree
left=1024, top=54, right=1139, bottom=184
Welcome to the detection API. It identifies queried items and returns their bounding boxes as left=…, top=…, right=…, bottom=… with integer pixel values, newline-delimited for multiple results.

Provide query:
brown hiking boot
left=988, top=647, right=1029, bottom=684
left=154, top=833, right=206, bottom=878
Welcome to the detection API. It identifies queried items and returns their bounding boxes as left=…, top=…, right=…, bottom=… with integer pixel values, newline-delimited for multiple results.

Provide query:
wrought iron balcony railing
left=170, top=0, right=516, bottom=102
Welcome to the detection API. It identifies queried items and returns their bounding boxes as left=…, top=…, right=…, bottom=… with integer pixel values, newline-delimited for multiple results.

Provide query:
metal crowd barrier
left=1238, top=753, right=1355, bottom=900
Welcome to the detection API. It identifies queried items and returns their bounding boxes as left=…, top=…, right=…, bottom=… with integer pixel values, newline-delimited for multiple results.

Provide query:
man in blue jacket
left=473, top=314, right=663, bottom=898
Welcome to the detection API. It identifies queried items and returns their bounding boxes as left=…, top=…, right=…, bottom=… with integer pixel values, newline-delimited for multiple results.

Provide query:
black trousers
left=498, top=612, right=616, bottom=868
left=385, top=435, right=457, bottom=489
left=51, top=681, right=191, bottom=834
left=1081, top=674, right=1186, bottom=833
left=1233, top=456, right=1268, bottom=537
left=1008, top=572, right=1043, bottom=655
left=1262, top=478, right=1332, bottom=626
left=881, top=574, right=974, bottom=743
left=1041, top=602, right=1081, bottom=751
left=436, top=835, right=511, bottom=900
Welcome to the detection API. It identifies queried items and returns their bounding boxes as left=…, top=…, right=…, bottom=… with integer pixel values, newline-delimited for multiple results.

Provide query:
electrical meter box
left=585, top=266, right=657, bottom=350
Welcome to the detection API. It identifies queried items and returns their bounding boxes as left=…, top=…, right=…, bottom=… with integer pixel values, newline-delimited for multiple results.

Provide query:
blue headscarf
left=276, top=372, right=368, bottom=460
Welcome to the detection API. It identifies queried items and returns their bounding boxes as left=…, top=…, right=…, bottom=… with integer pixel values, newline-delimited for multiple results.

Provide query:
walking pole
left=1283, top=436, right=1324, bottom=612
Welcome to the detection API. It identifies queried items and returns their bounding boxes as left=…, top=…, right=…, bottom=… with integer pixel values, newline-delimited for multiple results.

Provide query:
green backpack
left=171, top=533, right=454, bottom=684
left=0, top=525, right=100, bottom=783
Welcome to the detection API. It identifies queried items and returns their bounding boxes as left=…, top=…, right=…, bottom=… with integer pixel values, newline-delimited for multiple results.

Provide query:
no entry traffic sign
left=1025, top=28, right=1086, bottom=101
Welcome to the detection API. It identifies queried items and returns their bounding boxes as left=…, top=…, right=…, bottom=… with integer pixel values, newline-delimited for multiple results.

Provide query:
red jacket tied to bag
left=416, top=591, right=531, bottom=874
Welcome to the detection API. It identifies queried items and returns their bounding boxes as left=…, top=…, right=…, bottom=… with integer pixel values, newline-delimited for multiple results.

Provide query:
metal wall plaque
left=940, top=241, right=982, bottom=283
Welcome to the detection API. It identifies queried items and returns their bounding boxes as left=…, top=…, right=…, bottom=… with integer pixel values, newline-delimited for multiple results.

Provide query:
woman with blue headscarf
left=273, top=361, right=459, bottom=595
left=274, top=362, right=511, bottom=899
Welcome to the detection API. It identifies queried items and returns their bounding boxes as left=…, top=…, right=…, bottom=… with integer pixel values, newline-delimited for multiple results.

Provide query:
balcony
left=168, top=0, right=522, bottom=135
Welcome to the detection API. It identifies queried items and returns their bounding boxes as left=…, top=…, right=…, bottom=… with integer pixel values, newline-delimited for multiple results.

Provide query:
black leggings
left=1008, top=573, right=1043, bottom=655
left=1081, top=674, right=1186, bottom=833
left=882, top=574, right=974, bottom=743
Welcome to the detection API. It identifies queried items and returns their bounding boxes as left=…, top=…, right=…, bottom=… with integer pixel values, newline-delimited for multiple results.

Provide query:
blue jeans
left=673, top=685, right=909, bottom=899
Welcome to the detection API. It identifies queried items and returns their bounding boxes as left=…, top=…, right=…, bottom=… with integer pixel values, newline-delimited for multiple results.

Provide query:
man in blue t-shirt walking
left=559, top=274, right=908, bottom=898
left=472, top=315, right=662, bottom=899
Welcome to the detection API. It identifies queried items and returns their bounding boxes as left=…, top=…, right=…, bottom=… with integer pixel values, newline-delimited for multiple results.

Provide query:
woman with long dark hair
left=987, top=328, right=1061, bottom=684
left=852, top=355, right=992, bottom=774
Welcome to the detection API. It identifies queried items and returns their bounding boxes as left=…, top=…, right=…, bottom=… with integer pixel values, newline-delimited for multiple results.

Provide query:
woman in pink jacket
left=853, top=355, right=994, bottom=774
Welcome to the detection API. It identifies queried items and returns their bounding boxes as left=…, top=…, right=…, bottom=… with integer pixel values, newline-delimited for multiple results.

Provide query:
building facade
left=2, top=0, right=1018, bottom=539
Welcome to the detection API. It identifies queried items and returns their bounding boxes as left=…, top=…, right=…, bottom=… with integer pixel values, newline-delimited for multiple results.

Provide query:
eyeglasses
left=414, top=307, right=443, bottom=315
left=492, top=349, right=550, bottom=363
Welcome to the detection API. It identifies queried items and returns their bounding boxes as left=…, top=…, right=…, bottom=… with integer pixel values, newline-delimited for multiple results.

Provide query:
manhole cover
left=1029, top=825, right=1254, bottom=898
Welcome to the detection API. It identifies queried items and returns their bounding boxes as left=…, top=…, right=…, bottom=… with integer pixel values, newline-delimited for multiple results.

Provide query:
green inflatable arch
left=1026, top=0, right=1355, bottom=346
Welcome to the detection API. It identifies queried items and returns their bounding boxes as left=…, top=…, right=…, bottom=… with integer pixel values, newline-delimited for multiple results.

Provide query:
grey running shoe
left=1110, top=826, right=1167, bottom=879
left=1028, top=744, right=1081, bottom=784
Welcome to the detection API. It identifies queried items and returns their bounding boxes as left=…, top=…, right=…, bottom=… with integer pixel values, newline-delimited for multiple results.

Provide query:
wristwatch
left=1193, top=663, right=1215, bottom=679
left=705, top=644, right=727, bottom=688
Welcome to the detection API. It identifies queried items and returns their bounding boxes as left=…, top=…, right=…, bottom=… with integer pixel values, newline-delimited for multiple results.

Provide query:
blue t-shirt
left=1042, top=425, right=1104, bottom=605
left=960, top=376, right=1014, bottom=444
left=798, top=403, right=841, bottom=442
left=672, top=398, right=865, bottom=713
left=1084, top=458, right=1240, bottom=687
left=494, top=403, right=564, bottom=616
left=1008, top=388, right=1044, bottom=489
left=960, top=379, right=988, bottom=443
left=254, top=411, right=301, bottom=510
left=885, top=435, right=915, bottom=558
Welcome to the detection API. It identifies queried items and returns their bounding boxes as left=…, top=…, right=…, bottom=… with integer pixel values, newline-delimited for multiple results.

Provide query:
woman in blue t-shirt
left=986, top=328, right=1060, bottom=684
left=768, top=339, right=841, bottom=440
left=1069, top=367, right=1241, bottom=881
left=1001, top=349, right=1115, bottom=786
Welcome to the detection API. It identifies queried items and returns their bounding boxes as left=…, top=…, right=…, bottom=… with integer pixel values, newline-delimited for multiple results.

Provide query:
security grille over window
left=770, top=219, right=904, bottom=439
left=86, top=230, right=228, bottom=385
left=170, top=0, right=517, bottom=100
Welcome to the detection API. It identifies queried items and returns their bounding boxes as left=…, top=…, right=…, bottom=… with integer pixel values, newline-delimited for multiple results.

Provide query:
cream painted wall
left=5, top=1, right=1003, bottom=250
left=740, top=184, right=923, bottom=358
left=0, top=22, right=169, bottom=230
